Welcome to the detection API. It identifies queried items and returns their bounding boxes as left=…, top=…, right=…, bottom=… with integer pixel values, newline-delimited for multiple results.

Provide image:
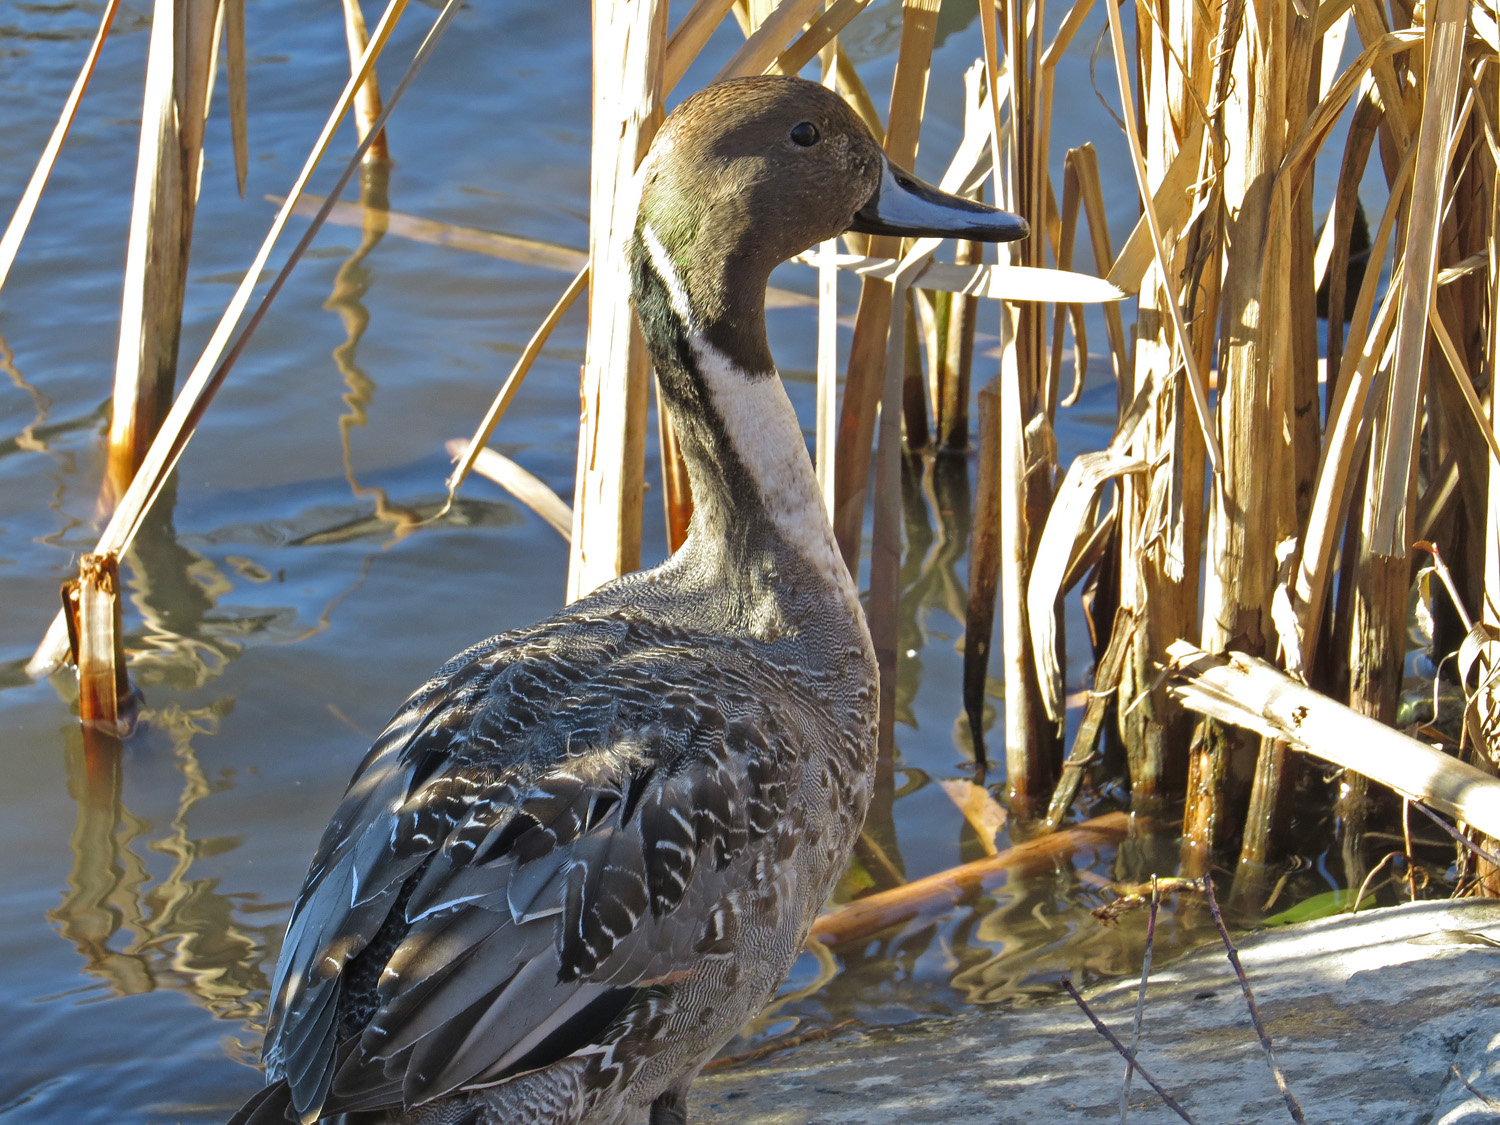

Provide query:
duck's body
left=232, top=75, right=1024, bottom=1125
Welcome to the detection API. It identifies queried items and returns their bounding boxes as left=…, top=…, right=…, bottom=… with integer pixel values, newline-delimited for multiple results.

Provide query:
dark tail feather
left=226, top=1080, right=297, bottom=1125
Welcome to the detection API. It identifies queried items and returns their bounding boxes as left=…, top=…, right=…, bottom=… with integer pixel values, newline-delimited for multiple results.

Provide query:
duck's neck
left=631, top=221, right=848, bottom=594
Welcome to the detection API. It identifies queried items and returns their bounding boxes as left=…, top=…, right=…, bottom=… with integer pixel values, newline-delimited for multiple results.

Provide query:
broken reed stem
left=1061, top=976, right=1200, bottom=1125
left=1119, top=876, right=1161, bottom=1124
left=1168, top=641, right=1500, bottom=839
left=64, top=554, right=135, bottom=736
left=1202, top=876, right=1306, bottom=1125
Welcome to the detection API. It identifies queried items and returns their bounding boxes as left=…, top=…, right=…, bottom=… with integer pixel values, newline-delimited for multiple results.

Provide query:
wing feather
left=260, top=626, right=803, bottom=1121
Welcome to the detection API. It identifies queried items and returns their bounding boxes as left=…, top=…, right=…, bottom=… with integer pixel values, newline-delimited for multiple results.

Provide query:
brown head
left=633, top=75, right=1027, bottom=371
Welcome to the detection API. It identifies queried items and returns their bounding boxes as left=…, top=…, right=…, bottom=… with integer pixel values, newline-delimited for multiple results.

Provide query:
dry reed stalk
left=1484, top=59, right=1500, bottom=693
left=981, top=0, right=1064, bottom=807
left=1062, top=145, right=1128, bottom=397
left=870, top=250, right=935, bottom=758
left=939, top=778, right=1007, bottom=855
left=443, top=440, right=573, bottom=541
left=1368, top=0, right=1469, bottom=557
left=566, top=0, right=668, bottom=603
left=28, top=0, right=452, bottom=680
left=795, top=251, right=1123, bottom=299
left=923, top=62, right=988, bottom=452
left=964, top=380, right=1002, bottom=764
left=342, top=0, right=390, bottom=162
left=0, top=0, right=120, bottom=296
left=446, top=267, right=589, bottom=500
left=664, top=0, right=740, bottom=92
left=829, top=0, right=939, bottom=573
left=1290, top=166, right=1412, bottom=666
left=1331, top=5, right=1473, bottom=888
left=1166, top=641, right=1500, bottom=841
left=225, top=0, right=248, bottom=195
left=63, top=554, right=134, bottom=735
left=1337, top=6, right=1469, bottom=791
left=106, top=0, right=222, bottom=500
left=1223, top=0, right=1321, bottom=890
left=1182, top=0, right=1319, bottom=868
left=1108, top=0, right=1214, bottom=810
left=1045, top=605, right=1136, bottom=829
left=1026, top=412, right=1147, bottom=722
left=714, top=0, right=823, bottom=82
left=809, top=810, right=1130, bottom=944
left=771, top=0, right=872, bottom=76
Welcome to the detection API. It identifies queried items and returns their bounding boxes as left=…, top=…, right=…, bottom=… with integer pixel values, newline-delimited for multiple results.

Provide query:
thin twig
left=1120, top=875, right=1162, bottom=1123
left=1451, top=1061, right=1500, bottom=1110
left=1404, top=801, right=1418, bottom=902
left=1201, top=878, right=1307, bottom=1124
left=1412, top=801, right=1500, bottom=868
left=1351, top=852, right=1397, bottom=915
left=1060, top=977, right=1200, bottom=1125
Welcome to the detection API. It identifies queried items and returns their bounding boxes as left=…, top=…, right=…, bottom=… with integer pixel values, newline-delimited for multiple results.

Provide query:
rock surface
left=693, top=900, right=1500, bottom=1124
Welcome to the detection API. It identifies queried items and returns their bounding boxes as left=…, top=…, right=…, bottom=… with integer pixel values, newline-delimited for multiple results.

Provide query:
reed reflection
left=0, top=329, right=51, bottom=455
left=326, top=161, right=428, bottom=537
left=49, top=718, right=275, bottom=1028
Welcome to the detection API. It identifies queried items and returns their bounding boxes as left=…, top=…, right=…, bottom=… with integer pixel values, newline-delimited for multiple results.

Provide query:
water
left=0, top=3, right=1332, bottom=1121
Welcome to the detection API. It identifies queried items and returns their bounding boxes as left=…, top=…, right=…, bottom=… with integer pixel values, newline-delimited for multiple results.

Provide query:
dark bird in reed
left=230, top=74, right=1027, bottom=1125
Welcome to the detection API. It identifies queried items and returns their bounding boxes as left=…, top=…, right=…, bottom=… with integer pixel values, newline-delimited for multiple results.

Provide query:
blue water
left=0, top=2, right=1179, bottom=1121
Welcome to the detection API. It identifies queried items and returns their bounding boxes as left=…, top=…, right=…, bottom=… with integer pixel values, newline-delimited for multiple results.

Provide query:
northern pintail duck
left=231, top=74, right=1026, bottom=1125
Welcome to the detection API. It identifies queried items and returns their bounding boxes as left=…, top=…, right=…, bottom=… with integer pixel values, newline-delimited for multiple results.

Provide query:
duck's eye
left=789, top=121, right=820, bottom=147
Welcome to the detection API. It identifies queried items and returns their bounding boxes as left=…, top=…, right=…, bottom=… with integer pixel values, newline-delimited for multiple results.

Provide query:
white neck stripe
left=639, top=223, right=858, bottom=605
left=641, top=223, right=694, bottom=327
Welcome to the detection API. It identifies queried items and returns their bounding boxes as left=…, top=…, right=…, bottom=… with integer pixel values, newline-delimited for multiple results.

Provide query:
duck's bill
left=848, top=158, right=1029, bottom=242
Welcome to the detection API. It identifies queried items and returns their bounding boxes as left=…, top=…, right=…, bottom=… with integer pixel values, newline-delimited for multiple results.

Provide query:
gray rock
left=693, top=900, right=1500, bottom=1124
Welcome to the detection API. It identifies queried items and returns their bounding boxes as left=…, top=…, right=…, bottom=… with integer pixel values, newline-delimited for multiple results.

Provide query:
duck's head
left=633, top=75, right=1027, bottom=371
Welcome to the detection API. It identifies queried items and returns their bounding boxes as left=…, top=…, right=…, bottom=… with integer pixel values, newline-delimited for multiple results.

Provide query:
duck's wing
left=258, top=627, right=799, bottom=1122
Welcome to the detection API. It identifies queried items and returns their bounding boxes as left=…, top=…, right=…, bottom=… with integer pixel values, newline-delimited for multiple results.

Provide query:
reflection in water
left=0, top=329, right=51, bottom=455
left=50, top=718, right=274, bottom=1036
left=894, top=451, right=974, bottom=735
left=126, top=480, right=259, bottom=691
left=327, top=162, right=428, bottom=537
